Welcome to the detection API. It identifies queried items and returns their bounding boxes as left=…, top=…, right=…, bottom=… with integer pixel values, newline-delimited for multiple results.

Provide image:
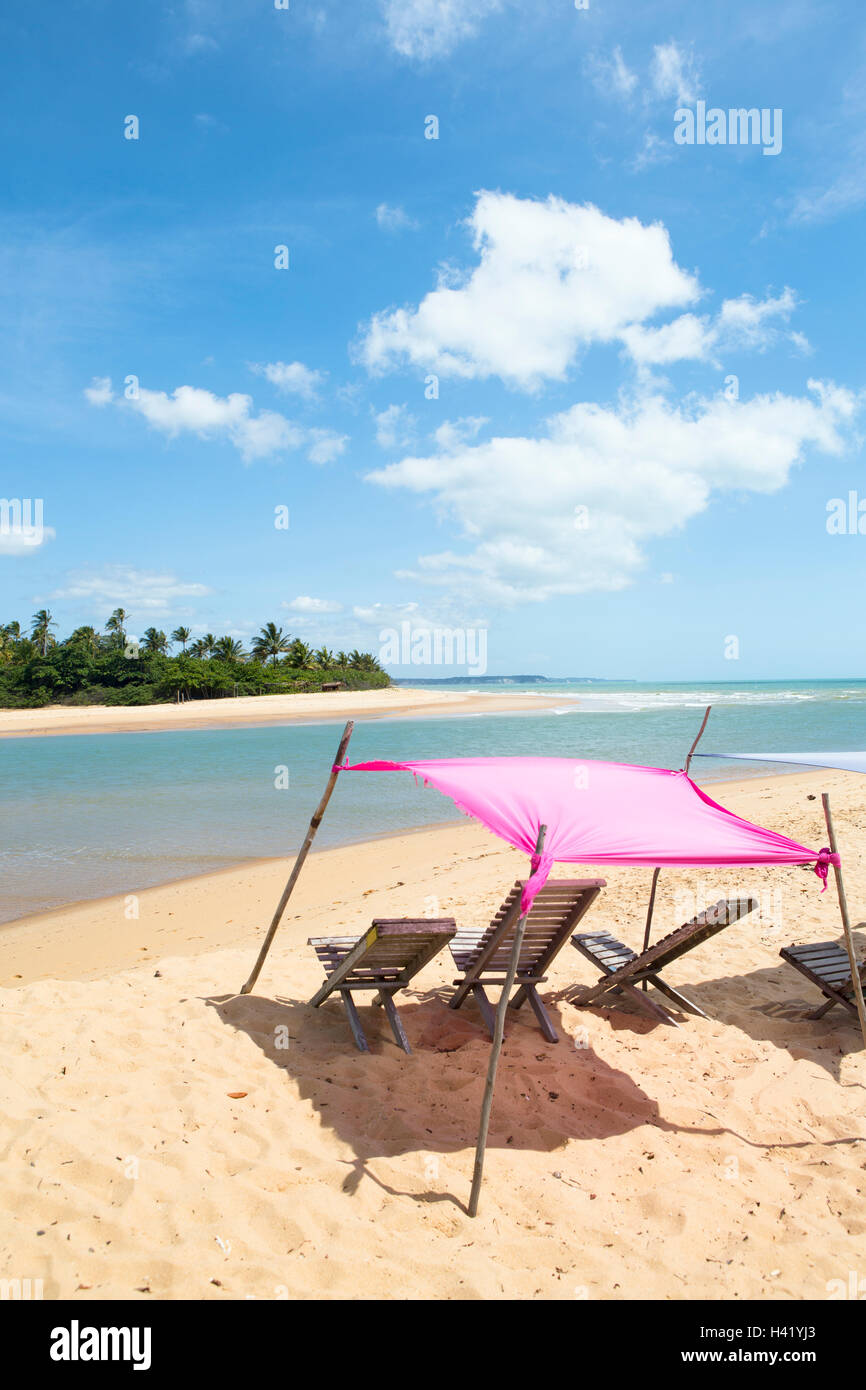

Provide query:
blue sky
left=2, top=0, right=865, bottom=679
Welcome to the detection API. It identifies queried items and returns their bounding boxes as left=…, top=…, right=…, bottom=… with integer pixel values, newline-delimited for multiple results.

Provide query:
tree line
left=0, top=608, right=388, bottom=708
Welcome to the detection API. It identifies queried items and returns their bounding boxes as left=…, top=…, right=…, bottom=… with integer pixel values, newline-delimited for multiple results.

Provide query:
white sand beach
left=0, top=768, right=864, bottom=1300
left=0, top=686, right=556, bottom=739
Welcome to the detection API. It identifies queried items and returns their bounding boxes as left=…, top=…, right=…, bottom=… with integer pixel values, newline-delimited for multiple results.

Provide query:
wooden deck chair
left=448, top=879, right=606, bottom=1043
left=570, top=897, right=758, bottom=1027
left=308, top=918, right=456, bottom=1054
left=779, top=941, right=866, bottom=1020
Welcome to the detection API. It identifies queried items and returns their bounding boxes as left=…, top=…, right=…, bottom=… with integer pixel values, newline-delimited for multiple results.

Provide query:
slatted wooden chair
left=448, top=879, right=606, bottom=1043
left=308, top=918, right=456, bottom=1054
left=570, top=897, right=758, bottom=1027
left=779, top=941, right=866, bottom=1020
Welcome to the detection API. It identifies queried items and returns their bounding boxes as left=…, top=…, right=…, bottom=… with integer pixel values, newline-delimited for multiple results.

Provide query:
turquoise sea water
left=1, top=679, right=863, bottom=925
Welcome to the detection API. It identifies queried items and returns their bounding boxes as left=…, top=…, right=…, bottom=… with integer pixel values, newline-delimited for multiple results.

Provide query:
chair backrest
left=468, top=879, right=606, bottom=975
left=639, top=897, right=758, bottom=973
left=311, top=920, right=456, bottom=987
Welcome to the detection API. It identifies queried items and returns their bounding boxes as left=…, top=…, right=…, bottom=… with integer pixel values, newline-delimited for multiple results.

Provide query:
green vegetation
left=0, top=611, right=389, bottom=708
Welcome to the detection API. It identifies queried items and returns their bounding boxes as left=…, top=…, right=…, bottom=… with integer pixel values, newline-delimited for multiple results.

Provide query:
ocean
left=1, top=679, right=863, bottom=925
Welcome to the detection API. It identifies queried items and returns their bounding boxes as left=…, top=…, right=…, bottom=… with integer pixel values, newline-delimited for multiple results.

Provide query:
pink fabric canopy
left=338, top=757, right=837, bottom=911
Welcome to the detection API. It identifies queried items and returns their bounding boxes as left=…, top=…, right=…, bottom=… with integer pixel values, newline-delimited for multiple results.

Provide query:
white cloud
left=382, top=0, right=503, bottom=61
left=128, top=385, right=305, bottom=462
left=716, top=287, right=799, bottom=350
left=621, top=289, right=805, bottom=366
left=375, top=403, right=417, bottom=449
left=84, top=376, right=114, bottom=407
left=375, top=203, right=418, bottom=232
left=250, top=360, right=325, bottom=399
left=86, top=379, right=346, bottom=464
left=433, top=416, right=488, bottom=451
left=358, top=191, right=700, bottom=390
left=366, top=381, right=859, bottom=604
left=306, top=429, right=348, bottom=465
left=285, top=596, right=344, bottom=614
left=51, top=566, right=211, bottom=613
left=589, top=45, right=638, bottom=100
left=651, top=41, right=701, bottom=106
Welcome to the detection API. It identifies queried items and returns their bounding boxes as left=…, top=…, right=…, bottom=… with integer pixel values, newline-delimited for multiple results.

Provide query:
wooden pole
left=821, top=793, right=866, bottom=1050
left=684, top=705, right=712, bottom=777
left=641, top=866, right=661, bottom=991
left=468, top=824, right=547, bottom=1218
left=239, top=720, right=355, bottom=995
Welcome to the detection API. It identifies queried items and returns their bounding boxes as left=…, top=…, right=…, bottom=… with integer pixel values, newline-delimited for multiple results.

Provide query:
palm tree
left=105, top=608, right=128, bottom=644
left=68, top=625, right=100, bottom=656
left=171, top=626, right=191, bottom=652
left=313, top=646, right=335, bottom=669
left=141, top=627, right=169, bottom=654
left=335, top=650, right=349, bottom=675
left=287, top=638, right=313, bottom=668
left=214, top=635, right=246, bottom=661
left=252, top=622, right=291, bottom=666
left=31, top=608, right=56, bottom=656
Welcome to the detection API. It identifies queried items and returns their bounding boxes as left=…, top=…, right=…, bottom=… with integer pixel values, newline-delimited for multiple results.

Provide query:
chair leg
left=808, top=995, right=838, bottom=1019
left=471, top=984, right=497, bottom=1038
left=521, top=984, right=558, bottom=1043
left=340, top=989, right=369, bottom=1052
left=578, top=978, right=679, bottom=1027
left=381, top=994, right=412, bottom=1054
left=808, top=988, right=857, bottom=1019
left=618, top=981, right=680, bottom=1026
left=645, top=974, right=709, bottom=1019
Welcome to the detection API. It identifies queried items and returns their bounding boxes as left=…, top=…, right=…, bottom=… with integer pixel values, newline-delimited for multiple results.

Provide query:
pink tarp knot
left=521, top=851, right=554, bottom=913
left=814, top=847, right=840, bottom=892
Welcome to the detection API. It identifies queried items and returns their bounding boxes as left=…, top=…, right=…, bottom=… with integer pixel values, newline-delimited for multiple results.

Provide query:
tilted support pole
left=240, top=720, right=354, bottom=995
left=822, top=793, right=866, bottom=1050
left=684, top=705, right=712, bottom=778
left=468, top=824, right=547, bottom=1218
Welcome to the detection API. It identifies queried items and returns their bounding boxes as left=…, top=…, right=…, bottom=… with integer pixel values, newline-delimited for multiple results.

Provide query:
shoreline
left=0, top=685, right=568, bottom=739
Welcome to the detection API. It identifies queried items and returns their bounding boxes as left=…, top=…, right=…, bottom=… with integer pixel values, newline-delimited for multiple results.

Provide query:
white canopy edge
left=696, top=751, right=866, bottom=774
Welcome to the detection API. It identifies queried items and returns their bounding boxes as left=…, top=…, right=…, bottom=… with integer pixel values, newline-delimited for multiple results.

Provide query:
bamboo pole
left=821, top=793, right=866, bottom=1050
left=239, top=720, right=355, bottom=995
left=641, top=866, right=661, bottom=990
left=468, top=824, right=547, bottom=1218
left=684, top=704, right=712, bottom=777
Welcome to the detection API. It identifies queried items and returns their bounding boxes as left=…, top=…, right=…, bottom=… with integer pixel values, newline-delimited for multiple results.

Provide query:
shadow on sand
left=205, top=975, right=860, bottom=1211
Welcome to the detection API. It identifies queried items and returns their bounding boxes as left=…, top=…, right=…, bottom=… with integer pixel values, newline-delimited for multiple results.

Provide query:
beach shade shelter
left=239, top=723, right=841, bottom=1215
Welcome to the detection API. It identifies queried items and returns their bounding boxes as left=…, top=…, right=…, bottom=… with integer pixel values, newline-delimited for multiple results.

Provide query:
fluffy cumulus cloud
left=621, top=288, right=806, bottom=366
left=51, top=566, right=211, bottom=613
left=366, top=381, right=859, bottom=604
left=382, top=0, right=503, bottom=61
left=358, top=192, right=701, bottom=389
left=84, top=379, right=346, bottom=465
left=249, top=360, right=325, bottom=399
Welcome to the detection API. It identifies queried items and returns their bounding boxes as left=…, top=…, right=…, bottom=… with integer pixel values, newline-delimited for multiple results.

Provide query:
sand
left=1, top=769, right=864, bottom=1300
left=0, top=684, right=558, bottom=739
